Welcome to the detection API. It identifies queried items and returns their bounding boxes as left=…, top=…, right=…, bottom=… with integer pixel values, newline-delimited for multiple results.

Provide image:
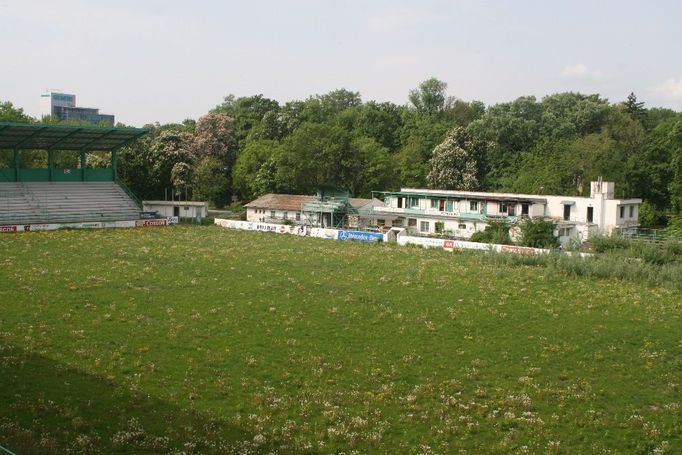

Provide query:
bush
left=470, top=221, right=512, bottom=245
left=590, top=234, right=630, bottom=253
left=666, top=215, right=682, bottom=239
left=519, top=218, right=559, bottom=248
left=638, top=201, right=667, bottom=227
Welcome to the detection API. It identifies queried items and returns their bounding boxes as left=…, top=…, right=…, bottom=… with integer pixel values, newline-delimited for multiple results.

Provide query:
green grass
left=0, top=226, right=680, bottom=454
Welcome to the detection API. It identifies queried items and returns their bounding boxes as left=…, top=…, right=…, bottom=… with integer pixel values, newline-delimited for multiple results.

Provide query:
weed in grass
left=0, top=226, right=680, bottom=453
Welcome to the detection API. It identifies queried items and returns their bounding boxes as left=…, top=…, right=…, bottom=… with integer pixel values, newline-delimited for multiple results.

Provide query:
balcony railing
left=372, top=206, right=518, bottom=223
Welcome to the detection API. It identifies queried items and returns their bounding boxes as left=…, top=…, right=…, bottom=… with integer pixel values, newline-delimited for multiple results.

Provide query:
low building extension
left=371, top=181, right=641, bottom=244
left=245, top=191, right=383, bottom=229
left=142, top=200, right=208, bottom=221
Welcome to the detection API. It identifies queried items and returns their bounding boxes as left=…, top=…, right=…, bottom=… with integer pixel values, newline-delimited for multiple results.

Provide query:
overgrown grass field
left=1, top=226, right=680, bottom=454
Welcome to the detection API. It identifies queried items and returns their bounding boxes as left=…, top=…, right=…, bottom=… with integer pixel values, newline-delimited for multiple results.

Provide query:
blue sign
left=337, top=230, right=383, bottom=242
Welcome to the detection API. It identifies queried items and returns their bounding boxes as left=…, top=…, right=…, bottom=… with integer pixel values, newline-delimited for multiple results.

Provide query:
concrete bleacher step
left=0, top=181, right=142, bottom=225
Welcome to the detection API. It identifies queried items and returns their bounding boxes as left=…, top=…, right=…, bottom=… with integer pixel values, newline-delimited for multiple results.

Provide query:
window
left=445, top=200, right=454, bottom=212
left=470, top=201, right=478, bottom=211
left=408, top=218, right=417, bottom=227
left=420, top=221, right=430, bottom=232
left=397, top=197, right=403, bottom=208
left=521, top=203, right=529, bottom=215
left=458, top=223, right=467, bottom=230
left=283, top=212, right=288, bottom=220
left=408, top=196, right=419, bottom=208
left=270, top=210, right=275, bottom=218
left=435, top=221, right=444, bottom=233
left=393, top=219, right=404, bottom=227
left=499, top=202, right=508, bottom=213
left=296, top=212, right=301, bottom=221
left=587, top=206, right=594, bottom=223
left=629, top=206, right=634, bottom=218
left=430, top=199, right=439, bottom=209
left=620, top=206, right=625, bottom=218
left=563, top=204, right=571, bottom=221
left=377, top=219, right=386, bottom=226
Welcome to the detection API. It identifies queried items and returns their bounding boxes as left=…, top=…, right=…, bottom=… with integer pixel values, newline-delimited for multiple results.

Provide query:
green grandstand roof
left=0, top=122, right=149, bottom=151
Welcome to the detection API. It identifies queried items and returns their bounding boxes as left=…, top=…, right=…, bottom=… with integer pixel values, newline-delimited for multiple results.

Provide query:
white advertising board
left=309, top=228, right=339, bottom=239
left=0, top=218, right=175, bottom=234
left=214, top=219, right=307, bottom=236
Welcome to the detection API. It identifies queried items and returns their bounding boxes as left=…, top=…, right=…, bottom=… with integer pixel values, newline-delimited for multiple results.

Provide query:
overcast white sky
left=1, top=0, right=681, bottom=126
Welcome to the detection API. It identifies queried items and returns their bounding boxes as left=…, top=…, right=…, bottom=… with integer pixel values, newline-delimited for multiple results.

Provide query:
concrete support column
left=112, top=149, right=118, bottom=180
left=48, top=149, right=54, bottom=182
left=80, top=150, right=86, bottom=181
left=14, top=149, right=19, bottom=181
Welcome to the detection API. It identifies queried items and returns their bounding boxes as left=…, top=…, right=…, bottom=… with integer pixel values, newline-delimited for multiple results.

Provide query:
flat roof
left=245, top=193, right=374, bottom=211
left=0, top=122, right=149, bottom=151
left=376, top=189, right=547, bottom=204
left=143, top=201, right=208, bottom=207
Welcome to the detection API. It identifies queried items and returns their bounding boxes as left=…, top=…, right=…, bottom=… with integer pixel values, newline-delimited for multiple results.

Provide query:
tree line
left=2, top=78, right=682, bottom=226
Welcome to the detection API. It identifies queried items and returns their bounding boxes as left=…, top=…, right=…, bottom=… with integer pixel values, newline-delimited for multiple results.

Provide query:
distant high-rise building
left=40, top=91, right=115, bottom=124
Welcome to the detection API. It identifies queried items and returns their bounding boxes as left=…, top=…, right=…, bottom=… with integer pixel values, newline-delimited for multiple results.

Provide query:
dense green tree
left=0, top=101, right=32, bottom=122
left=539, top=92, right=610, bottom=138
left=117, top=137, right=157, bottom=199
left=622, top=92, right=646, bottom=121
left=643, top=107, right=677, bottom=131
left=276, top=122, right=350, bottom=193
left=347, top=137, right=398, bottom=197
left=232, top=140, right=284, bottom=200
left=408, top=77, right=451, bottom=116
left=212, top=94, right=280, bottom=144
left=353, top=102, right=404, bottom=151
left=443, top=99, right=486, bottom=126
left=666, top=120, right=682, bottom=213
left=192, top=157, right=229, bottom=208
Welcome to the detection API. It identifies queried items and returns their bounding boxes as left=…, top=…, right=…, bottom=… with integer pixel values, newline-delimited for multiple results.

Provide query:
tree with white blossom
left=427, top=127, right=479, bottom=190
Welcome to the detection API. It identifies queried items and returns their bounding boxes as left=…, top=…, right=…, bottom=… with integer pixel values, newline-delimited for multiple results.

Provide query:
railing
left=115, top=179, right=142, bottom=210
left=616, top=227, right=678, bottom=243
left=372, top=206, right=518, bottom=223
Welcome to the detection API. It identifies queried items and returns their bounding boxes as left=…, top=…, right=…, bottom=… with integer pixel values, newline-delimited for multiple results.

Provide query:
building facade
left=142, top=201, right=208, bottom=220
left=371, top=181, right=641, bottom=245
left=40, top=92, right=115, bottom=124
left=244, top=193, right=381, bottom=228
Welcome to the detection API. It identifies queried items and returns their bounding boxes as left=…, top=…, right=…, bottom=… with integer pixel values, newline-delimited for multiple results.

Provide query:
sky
left=1, top=0, right=682, bottom=127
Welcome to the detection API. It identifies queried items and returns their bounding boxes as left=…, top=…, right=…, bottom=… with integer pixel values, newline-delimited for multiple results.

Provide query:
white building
left=142, top=200, right=208, bottom=220
left=40, top=91, right=115, bottom=124
left=371, top=181, right=641, bottom=245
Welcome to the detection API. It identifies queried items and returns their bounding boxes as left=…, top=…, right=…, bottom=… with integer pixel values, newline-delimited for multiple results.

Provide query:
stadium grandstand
left=0, top=122, right=148, bottom=227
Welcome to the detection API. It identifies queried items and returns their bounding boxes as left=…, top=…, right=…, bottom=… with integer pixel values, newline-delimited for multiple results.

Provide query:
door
left=173, top=206, right=180, bottom=217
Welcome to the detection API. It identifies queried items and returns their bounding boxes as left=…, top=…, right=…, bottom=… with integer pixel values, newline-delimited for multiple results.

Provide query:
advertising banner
left=0, top=219, right=148, bottom=234
left=337, top=230, right=383, bottom=242
left=501, top=245, right=538, bottom=255
left=398, top=236, right=446, bottom=248
left=213, top=219, right=306, bottom=236
left=309, top=228, right=339, bottom=240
